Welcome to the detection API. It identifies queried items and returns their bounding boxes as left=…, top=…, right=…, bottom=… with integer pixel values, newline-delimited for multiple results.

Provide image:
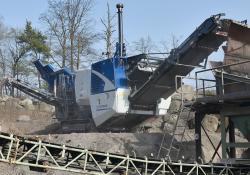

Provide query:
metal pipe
left=116, top=3, right=124, bottom=57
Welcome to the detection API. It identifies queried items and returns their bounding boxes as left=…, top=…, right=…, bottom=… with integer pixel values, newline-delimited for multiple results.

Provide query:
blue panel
left=91, top=74, right=105, bottom=93
left=92, top=59, right=114, bottom=82
left=113, top=57, right=128, bottom=88
left=33, top=59, right=75, bottom=93
left=91, top=59, right=114, bottom=94
left=91, top=56, right=129, bottom=94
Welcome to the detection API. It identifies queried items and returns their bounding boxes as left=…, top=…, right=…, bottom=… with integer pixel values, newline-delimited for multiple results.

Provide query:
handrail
left=0, top=132, right=248, bottom=174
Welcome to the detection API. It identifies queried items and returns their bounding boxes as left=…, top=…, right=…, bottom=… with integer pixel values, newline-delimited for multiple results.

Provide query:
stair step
left=170, top=146, right=180, bottom=151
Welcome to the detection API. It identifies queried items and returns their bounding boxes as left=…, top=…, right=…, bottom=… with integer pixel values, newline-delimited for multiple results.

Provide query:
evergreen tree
left=17, top=21, right=50, bottom=88
left=18, top=21, right=50, bottom=60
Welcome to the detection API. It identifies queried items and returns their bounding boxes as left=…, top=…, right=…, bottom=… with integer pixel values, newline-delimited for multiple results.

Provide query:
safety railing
left=0, top=132, right=248, bottom=175
left=195, top=60, right=250, bottom=98
left=175, top=60, right=250, bottom=100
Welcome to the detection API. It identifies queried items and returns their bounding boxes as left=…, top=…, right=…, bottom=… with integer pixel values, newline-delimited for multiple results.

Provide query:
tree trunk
left=35, top=53, right=41, bottom=89
left=16, top=67, right=19, bottom=97
left=76, top=34, right=81, bottom=70
left=62, top=36, right=67, bottom=67
left=70, top=32, right=74, bottom=71
left=11, top=64, right=17, bottom=97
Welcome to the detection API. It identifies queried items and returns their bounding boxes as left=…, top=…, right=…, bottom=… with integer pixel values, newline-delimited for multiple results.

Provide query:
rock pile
left=0, top=95, right=56, bottom=134
left=0, top=95, right=55, bottom=113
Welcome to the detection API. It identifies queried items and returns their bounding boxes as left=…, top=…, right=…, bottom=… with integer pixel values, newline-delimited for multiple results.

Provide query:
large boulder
left=19, top=98, right=34, bottom=110
left=39, top=102, right=55, bottom=113
left=0, top=101, right=5, bottom=106
left=133, top=117, right=163, bottom=133
left=180, top=85, right=195, bottom=101
left=168, top=94, right=182, bottom=113
left=0, top=95, right=8, bottom=103
left=163, top=113, right=178, bottom=125
left=5, top=97, right=22, bottom=109
left=167, top=85, right=195, bottom=113
left=202, top=115, right=219, bottom=132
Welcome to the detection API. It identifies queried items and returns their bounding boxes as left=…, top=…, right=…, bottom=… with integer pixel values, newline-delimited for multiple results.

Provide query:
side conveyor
left=5, top=78, right=61, bottom=106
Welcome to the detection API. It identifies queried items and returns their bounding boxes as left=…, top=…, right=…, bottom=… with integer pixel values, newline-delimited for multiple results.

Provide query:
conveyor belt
left=0, top=132, right=249, bottom=174
left=5, top=78, right=61, bottom=106
left=128, top=16, right=235, bottom=109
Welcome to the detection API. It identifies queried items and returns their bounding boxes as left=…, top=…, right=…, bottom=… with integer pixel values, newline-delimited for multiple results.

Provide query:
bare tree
left=8, top=30, right=27, bottom=79
left=0, top=18, right=9, bottom=78
left=0, top=49, right=7, bottom=78
left=133, top=35, right=155, bottom=54
left=40, top=0, right=69, bottom=68
left=41, top=0, right=96, bottom=70
left=170, top=34, right=179, bottom=49
left=158, top=34, right=180, bottom=54
left=0, top=17, right=8, bottom=40
left=100, top=2, right=116, bottom=58
left=75, top=32, right=97, bottom=69
left=6, top=29, right=27, bottom=96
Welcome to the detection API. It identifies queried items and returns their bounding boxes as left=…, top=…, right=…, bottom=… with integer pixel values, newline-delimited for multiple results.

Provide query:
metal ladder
left=157, top=101, right=192, bottom=161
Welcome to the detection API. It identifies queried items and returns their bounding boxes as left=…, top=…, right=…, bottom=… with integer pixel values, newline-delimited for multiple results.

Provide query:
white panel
left=75, top=69, right=91, bottom=106
left=90, top=88, right=130, bottom=127
left=90, top=91, right=116, bottom=126
left=156, top=96, right=171, bottom=116
left=114, top=88, right=130, bottom=113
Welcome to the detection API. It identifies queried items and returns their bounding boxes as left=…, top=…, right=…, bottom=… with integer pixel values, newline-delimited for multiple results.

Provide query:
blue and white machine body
left=74, top=4, right=170, bottom=128
left=90, top=57, right=130, bottom=126
left=74, top=56, right=170, bottom=128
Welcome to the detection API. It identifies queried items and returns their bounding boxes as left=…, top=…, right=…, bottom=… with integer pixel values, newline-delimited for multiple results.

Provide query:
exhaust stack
left=116, top=3, right=124, bottom=57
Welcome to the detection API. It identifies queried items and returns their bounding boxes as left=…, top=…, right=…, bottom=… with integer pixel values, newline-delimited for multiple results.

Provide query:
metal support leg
left=221, top=114, right=227, bottom=159
left=229, top=118, right=236, bottom=158
left=195, top=112, right=203, bottom=162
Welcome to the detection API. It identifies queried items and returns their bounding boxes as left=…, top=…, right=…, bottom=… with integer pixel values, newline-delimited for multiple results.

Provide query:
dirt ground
left=0, top=96, right=248, bottom=174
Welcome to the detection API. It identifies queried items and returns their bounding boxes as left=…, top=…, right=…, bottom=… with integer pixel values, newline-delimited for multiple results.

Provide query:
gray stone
left=133, top=117, right=163, bottom=132
left=168, top=98, right=181, bottom=113
left=0, top=96, right=8, bottom=102
left=163, top=113, right=178, bottom=124
left=202, top=115, right=219, bottom=132
left=171, top=93, right=182, bottom=101
left=180, top=85, right=195, bottom=101
left=0, top=102, right=5, bottom=106
left=19, top=98, right=34, bottom=110
left=17, top=115, right=31, bottom=122
left=39, top=102, right=55, bottom=113
left=5, top=97, right=20, bottom=109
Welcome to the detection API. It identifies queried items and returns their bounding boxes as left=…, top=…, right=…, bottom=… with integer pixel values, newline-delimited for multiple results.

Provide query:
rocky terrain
left=0, top=89, right=248, bottom=174
left=0, top=96, right=56, bottom=135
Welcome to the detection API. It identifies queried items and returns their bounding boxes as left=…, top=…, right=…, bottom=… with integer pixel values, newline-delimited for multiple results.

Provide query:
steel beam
left=195, top=112, right=204, bottom=163
left=0, top=132, right=248, bottom=174
left=220, top=113, right=227, bottom=159
left=229, top=118, right=236, bottom=158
